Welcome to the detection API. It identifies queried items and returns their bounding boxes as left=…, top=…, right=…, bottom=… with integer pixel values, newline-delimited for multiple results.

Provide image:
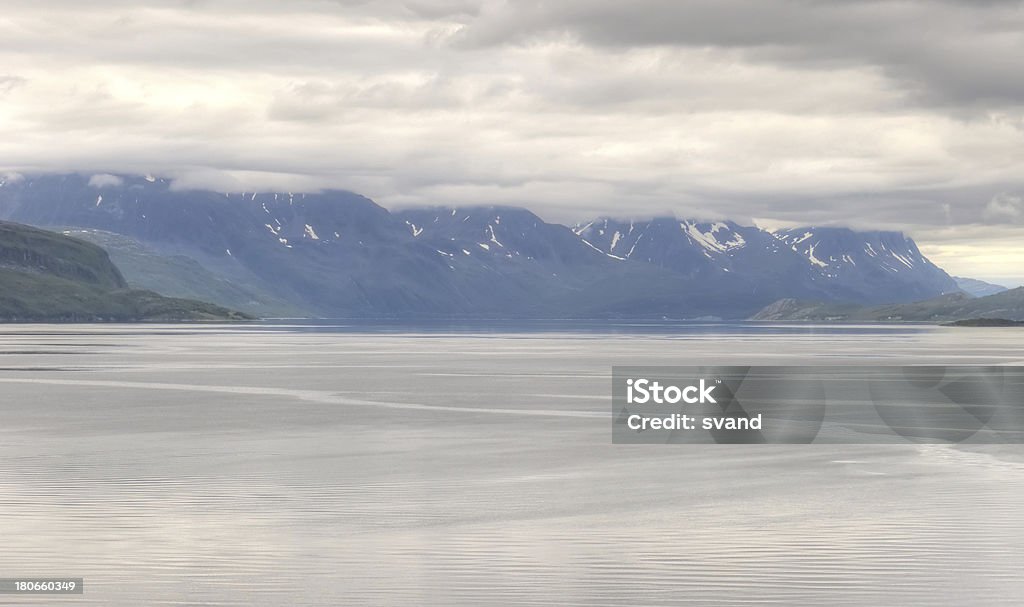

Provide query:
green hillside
left=0, top=221, right=250, bottom=322
left=751, top=289, right=1024, bottom=323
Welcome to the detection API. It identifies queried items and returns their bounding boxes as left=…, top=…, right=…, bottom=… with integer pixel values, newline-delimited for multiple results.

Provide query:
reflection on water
left=0, top=323, right=1023, bottom=605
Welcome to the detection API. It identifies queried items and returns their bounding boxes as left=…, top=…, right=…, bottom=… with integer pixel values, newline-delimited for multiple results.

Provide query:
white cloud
left=167, top=169, right=329, bottom=194
left=983, top=193, right=1023, bottom=223
left=87, top=173, right=124, bottom=188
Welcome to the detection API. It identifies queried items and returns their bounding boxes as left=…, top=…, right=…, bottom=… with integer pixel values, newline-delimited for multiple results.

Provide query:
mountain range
left=0, top=173, right=977, bottom=320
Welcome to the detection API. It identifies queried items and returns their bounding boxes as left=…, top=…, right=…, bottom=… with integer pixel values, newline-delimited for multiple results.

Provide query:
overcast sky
left=1, top=0, right=1022, bottom=284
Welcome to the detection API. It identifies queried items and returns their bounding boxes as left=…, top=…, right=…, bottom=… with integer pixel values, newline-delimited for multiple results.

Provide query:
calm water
left=0, top=323, right=1022, bottom=605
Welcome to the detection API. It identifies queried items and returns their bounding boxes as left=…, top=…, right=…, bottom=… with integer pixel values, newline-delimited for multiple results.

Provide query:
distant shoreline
left=944, top=318, right=1024, bottom=327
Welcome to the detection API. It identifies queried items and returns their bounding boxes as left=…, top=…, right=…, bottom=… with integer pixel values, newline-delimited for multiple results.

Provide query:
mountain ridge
left=0, top=173, right=964, bottom=319
left=953, top=276, right=1008, bottom=298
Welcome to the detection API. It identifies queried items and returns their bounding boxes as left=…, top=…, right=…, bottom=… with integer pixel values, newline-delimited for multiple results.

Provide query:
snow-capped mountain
left=574, top=218, right=957, bottom=305
left=0, top=174, right=470, bottom=315
left=575, top=217, right=816, bottom=277
left=397, top=206, right=604, bottom=267
left=575, top=217, right=730, bottom=276
left=0, top=173, right=960, bottom=318
left=772, top=227, right=959, bottom=303
left=575, top=218, right=755, bottom=266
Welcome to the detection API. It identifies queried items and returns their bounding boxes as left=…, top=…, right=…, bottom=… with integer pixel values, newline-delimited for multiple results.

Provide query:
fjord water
left=0, top=323, right=1022, bottom=606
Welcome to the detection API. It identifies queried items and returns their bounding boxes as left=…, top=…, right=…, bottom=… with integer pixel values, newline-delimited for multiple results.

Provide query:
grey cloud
left=266, top=75, right=502, bottom=122
left=389, top=0, right=482, bottom=19
left=455, top=0, right=1024, bottom=108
